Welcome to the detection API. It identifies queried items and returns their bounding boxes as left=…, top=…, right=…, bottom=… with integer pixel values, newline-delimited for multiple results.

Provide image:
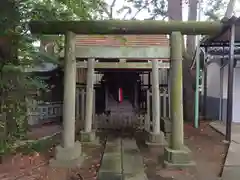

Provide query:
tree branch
left=131, top=0, right=154, bottom=20
left=110, top=0, right=117, bottom=19
left=224, top=0, right=236, bottom=18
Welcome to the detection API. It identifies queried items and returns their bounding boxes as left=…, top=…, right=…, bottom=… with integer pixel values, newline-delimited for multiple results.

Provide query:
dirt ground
left=0, top=125, right=106, bottom=180
left=0, top=141, right=105, bottom=180
left=0, top=122, right=227, bottom=180
left=137, top=122, right=228, bottom=180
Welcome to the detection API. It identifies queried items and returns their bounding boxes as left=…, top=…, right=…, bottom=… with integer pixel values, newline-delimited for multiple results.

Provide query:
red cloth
left=118, top=88, right=123, bottom=102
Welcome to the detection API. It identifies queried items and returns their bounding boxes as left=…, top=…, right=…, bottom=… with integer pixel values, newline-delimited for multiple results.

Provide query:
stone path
left=210, top=121, right=240, bottom=180
left=98, top=137, right=147, bottom=180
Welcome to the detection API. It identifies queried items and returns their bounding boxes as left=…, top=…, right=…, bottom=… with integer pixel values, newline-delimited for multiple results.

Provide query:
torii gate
left=29, top=20, right=225, bottom=168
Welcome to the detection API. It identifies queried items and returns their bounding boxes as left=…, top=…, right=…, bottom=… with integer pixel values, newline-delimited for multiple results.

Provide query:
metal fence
left=27, top=99, right=62, bottom=125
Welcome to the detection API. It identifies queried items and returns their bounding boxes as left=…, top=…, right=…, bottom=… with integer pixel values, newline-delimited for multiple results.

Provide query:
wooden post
left=226, top=24, right=235, bottom=142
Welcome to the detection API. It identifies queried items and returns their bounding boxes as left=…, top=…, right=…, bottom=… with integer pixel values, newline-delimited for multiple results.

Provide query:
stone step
left=122, top=138, right=147, bottom=179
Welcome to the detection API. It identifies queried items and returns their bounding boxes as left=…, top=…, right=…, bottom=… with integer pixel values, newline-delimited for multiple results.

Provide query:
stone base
left=163, top=146, right=195, bottom=168
left=161, top=117, right=172, bottom=133
left=80, top=130, right=98, bottom=143
left=146, top=131, right=167, bottom=146
left=49, top=141, right=84, bottom=168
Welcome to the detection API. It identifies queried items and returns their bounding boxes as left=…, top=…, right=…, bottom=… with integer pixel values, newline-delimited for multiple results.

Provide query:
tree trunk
left=186, top=0, right=198, bottom=56
left=184, top=0, right=198, bottom=122
left=0, top=1, right=20, bottom=135
left=168, top=0, right=195, bottom=122
left=224, top=0, right=236, bottom=18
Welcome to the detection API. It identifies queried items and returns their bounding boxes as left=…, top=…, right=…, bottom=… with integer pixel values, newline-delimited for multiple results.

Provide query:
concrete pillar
left=92, top=89, right=96, bottom=128
left=85, top=58, right=94, bottom=132
left=76, top=88, right=80, bottom=119
left=152, top=59, right=160, bottom=133
left=169, top=34, right=183, bottom=150
left=80, top=58, right=96, bottom=142
left=62, top=32, right=77, bottom=148
left=146, top=59, right=166, bottom=146
left=50, top=31, right=83, bottom=167
left=164, top=31, right=194, bottom=168
left=81, top=88, right=85, bottom=122
left=145, top=89, right=151, bottom=132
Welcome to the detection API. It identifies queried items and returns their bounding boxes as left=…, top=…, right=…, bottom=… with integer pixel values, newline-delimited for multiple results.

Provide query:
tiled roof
left=75, top=35, right=169, bottom=47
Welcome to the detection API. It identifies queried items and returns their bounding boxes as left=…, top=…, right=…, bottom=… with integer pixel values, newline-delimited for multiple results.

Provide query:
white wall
left=207, top=62, right=221, bottom=98
left=233, top=67, right=240, bottom=122
left=206, top=61, right=222, bottom=121
left=207, top=60, right=240, bottom=123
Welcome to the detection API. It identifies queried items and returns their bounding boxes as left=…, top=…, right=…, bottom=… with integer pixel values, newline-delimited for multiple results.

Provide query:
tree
left=0, top=0, right=100, bottom=146
left=224, top=0, right=237, bottom=18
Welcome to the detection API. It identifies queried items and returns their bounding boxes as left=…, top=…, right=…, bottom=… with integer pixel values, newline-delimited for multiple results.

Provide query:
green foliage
left=16, top=135, right=60, bottom=155
left=0, top=0, right=102, bottom=155
left=203, top=0, right=229, bottom=21
left=0, top=133, right=60, bottom=156
left=55, top=0, right=105, bottom=20
left=112, top=0, right=227, bottom=21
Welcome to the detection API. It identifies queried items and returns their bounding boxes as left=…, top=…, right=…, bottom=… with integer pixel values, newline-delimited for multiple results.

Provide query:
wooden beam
left=60, top=46, right=170, bottom=59
left=76, top=61, right=170, bottom=69
left=29, top=20, right=224, bottom=35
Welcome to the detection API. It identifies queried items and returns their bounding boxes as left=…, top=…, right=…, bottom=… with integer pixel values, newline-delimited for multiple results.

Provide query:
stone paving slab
left=98, top=172, right=122, bottom=180
left=106, top=138, right=121, bottom=146
left=98, top=137, right=122, bottom=180
left=98, top=137, right=148, bottom=180
left=222, top=166, right=240, bottom=180
left=209, top=121, right=240, bottom=143
left=210, top=121, right=240, bottom=180
left=122, top=138, right=139, bottom=151
left=104, top=145, right=121, bottom=154
left=225, top=143, right=240, bottom=166
left=123, top=173, right=148, bottom=180
left=122, top=139, right=145, bottom=175
left=100, top=154, right=122, bottom=173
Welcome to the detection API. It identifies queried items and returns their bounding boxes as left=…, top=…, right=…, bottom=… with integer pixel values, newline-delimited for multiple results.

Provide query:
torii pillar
left=164, top=31, right=194, bottom=168
left=146, top=59, right=166, bottom=146
left=50, top=31, right=83, bottom=167
left=80, top=58, right=97, bottom=142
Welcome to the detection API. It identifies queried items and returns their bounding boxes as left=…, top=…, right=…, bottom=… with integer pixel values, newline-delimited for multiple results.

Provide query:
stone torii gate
left=29, top=20, right=224, bottom=168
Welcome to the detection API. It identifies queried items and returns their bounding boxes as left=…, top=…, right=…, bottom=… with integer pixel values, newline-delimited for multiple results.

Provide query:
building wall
left=233, top=66, right=240, bottom=122
left=206, top=61, right=222, bottom=121
left=207, top=59, right=240, bottom=123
